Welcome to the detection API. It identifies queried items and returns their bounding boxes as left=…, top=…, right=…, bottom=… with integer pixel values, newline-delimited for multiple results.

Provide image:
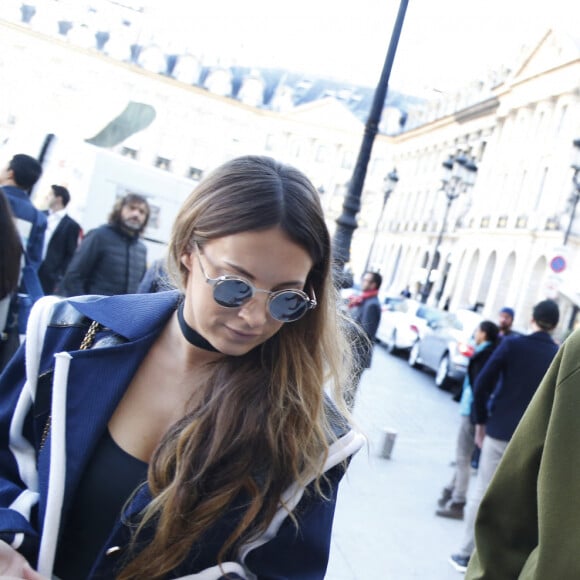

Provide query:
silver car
left=408, top=309, right=483, bottom=389
left=376, top=299, right=445, bottom=355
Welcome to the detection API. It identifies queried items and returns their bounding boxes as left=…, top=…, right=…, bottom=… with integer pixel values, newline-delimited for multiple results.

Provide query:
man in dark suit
left=449, top=299, right=560, bottom=573
left=38, top=185, right=82, bottom=295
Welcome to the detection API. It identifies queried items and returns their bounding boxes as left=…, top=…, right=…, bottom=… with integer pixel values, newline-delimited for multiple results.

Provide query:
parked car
left=376, top=299, right=446, bottom=355
left=408, top=309, right=483, bottom=389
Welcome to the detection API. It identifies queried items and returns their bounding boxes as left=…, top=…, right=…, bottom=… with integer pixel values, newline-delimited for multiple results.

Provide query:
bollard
left=380, top=428, right=398, bottom=459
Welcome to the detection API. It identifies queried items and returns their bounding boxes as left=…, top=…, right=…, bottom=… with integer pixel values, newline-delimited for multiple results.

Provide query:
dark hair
left=108, top=192, right=150, bottom=230
left=0, top=189, right=23, bottom=299
left=365, top=271, right=382, bottom=289
left=51, top=184, right=70, bottom=207
left=8, top=154, right=42, bottom=192
left=479, top=320, right=499, bottom=343
left=533, top=299, right=560, bottom=331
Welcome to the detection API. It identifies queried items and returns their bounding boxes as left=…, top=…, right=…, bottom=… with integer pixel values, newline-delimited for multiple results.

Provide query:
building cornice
left=453, top=96, right=500, bottom=123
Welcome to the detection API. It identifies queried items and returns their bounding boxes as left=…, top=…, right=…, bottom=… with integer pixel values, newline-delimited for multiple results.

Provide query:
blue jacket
left=472, top=331, right=559, bottom=441
left=3, top=185, right=47, bottom=331
left=3, top=185, right=47, bottom=271
left=0, top=291, right=363, bottom=579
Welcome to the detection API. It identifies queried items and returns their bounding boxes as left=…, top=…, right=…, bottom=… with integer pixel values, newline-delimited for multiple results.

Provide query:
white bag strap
left=24, top=296, right=62, bottom=402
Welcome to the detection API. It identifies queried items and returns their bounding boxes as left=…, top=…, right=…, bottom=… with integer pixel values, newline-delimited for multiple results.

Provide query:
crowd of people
left=344, top=270, right=568, bottom=577
left=0, top=150, right=577, bottom=579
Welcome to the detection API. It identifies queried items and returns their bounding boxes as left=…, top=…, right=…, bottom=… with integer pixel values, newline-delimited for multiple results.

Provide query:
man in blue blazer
left=449, top=299, right=560, bottom=572
left=38, top=185, right=82, bottom=295
left=0, top=154, right=45, bottom=369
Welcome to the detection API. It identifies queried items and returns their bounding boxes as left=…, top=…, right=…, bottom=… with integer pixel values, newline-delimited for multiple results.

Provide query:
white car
left=376, top=299, right=445, bottom=355
left=408, top=309, right=483, bottom=389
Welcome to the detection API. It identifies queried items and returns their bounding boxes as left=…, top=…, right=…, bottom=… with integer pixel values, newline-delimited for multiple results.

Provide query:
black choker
left=177, top=302, right=219, bottom=352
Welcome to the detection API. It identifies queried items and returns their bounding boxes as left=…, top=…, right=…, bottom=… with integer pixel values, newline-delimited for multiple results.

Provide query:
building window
left=155, top=156, right=171, bottom=171
left=341, top=150, right=354, bottom=169
left=188, top=167, right=203, bottom=180
left=316, top=145, right=328, bottom=163
left=121, top=147, right=138, bottom=160
left=534, top=167, right=548, bottom=211
left=516, top=215, right=528, bottom=228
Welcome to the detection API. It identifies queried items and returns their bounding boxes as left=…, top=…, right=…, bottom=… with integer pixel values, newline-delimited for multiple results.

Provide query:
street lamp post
left=564, top=138, right=580, bottom=332
left=419, top=153, right=478, bottom=304
left=364, top=168, right=399, bottom=273
left=332, top=0, right=409, bottom=279
left=564, top=138, right=580, bottom=246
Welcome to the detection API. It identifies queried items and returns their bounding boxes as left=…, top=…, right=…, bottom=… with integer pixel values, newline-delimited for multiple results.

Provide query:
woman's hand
left=0, top=540, right=46, bottom=579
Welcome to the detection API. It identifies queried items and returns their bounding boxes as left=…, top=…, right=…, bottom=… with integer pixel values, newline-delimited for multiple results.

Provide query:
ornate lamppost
left=563, top=138, right=580, bottom=332
left=564, top=138, right=580, bottom=246
left=364, top=168, right=399, bottom=272
left=419, top=153, right=478, bottom=304
left=332, top=0, right=409, bottom=280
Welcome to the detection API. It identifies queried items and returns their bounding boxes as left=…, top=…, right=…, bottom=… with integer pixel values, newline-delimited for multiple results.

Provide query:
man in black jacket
left=38, top=185, right=82, bottom=295
left=61, top=193, right=149, bottom=296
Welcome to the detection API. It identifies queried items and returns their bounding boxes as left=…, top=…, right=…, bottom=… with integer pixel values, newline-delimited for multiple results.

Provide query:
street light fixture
left=564, top=138, right=580, bottom=246
left=364, top=168, right=399, bottom=272
left=419, top=153, right=478, bottom=304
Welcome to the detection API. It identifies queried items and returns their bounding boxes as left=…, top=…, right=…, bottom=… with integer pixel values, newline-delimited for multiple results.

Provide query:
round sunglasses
left=195, top=245, right=317, bottom=322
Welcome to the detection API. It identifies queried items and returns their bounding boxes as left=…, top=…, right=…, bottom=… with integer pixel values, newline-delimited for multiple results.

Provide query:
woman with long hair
left=0, top=156, right=363, bottom=579
left=0, top=188, right=22, bottom=334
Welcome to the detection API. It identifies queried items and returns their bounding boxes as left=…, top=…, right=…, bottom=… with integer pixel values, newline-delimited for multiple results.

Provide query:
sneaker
left=436, top=501, right=465, bottom=520
left=448, top=554, right=469, bottom=573
left=437, top=487, right=453, bottom=508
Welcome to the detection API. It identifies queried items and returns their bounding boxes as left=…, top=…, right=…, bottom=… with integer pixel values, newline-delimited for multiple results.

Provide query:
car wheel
left=435, top=354, right=454, bottom=390
left=408, top=340, right=421, bottom=368
left=386, top=330, right=399, bottom=354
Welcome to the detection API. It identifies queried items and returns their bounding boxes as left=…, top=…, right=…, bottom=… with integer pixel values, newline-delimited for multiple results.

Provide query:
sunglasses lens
left=213, top=279, right=253, bottom=307
left=269, top=291, right=309, bottom=322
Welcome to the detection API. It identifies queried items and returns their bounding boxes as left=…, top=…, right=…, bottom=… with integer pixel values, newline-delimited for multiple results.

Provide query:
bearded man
left=61, top=193, right=149, bottom=296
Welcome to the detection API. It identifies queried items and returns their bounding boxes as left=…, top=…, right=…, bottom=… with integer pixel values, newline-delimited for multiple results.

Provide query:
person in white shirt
left=38, top=185, right=82, bottom=295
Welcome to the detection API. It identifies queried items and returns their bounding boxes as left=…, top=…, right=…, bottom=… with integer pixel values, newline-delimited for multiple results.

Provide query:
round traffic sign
left=550, top=255, right=566, bottom=273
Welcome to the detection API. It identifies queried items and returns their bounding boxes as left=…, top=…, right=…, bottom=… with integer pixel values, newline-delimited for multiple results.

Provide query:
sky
left=138, top=0, right=579, bottom=97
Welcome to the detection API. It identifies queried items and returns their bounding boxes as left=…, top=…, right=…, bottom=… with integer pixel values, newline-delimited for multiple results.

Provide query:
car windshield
left=438, top=310, right=482, bottom=331
left=416, top=305, right=444, bottom=322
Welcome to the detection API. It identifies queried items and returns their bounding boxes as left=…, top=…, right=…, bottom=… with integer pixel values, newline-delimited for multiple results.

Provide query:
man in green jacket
left=466, top=327, right=579, bottom=579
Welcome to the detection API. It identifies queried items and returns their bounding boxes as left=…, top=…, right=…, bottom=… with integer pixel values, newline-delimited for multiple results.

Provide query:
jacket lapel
left=37, top=291, right=180, bottom=523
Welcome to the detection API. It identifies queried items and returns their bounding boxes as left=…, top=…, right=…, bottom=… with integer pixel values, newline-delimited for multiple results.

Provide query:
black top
left=54, top=430, right=148, bottom=580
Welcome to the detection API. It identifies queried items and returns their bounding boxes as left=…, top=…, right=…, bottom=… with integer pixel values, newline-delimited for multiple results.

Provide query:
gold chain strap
left=39, top=320, right=102, bottom=451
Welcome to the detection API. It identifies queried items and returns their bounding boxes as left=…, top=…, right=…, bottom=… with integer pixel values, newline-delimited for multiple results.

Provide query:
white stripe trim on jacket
left=239, top=428, right=365, bottom=563
left=8, top=296, right=61, bottom=546
left=175, top=561, right=249, bottom=579
left=37, top=351, right=72, bottom=577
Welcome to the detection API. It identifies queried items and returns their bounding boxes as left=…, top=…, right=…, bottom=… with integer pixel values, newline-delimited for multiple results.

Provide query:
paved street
left=326, top=343, right=469, bottom=579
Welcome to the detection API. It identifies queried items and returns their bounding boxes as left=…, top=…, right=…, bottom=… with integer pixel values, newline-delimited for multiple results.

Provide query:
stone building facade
left=1, top=10, right=579, bottom=337
left=370, top=29, right=580, bottom=336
